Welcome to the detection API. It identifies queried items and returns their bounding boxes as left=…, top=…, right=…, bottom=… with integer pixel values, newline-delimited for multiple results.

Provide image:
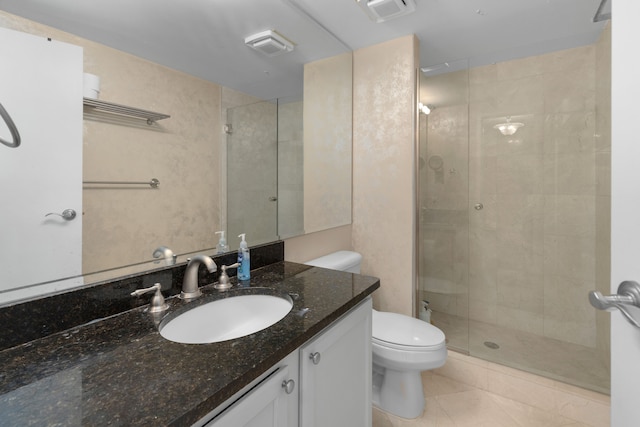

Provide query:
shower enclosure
left=417, top=32, right=611, bottom=394
left=225, top=96, right=304, bottom=246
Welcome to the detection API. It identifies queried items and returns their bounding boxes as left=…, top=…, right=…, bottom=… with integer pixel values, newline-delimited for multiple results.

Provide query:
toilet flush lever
left=589, top=281, right=640, bottom=328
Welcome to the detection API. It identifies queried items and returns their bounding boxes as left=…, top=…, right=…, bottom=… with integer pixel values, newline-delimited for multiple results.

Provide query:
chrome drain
left=484, top=341, right=500, bottom=349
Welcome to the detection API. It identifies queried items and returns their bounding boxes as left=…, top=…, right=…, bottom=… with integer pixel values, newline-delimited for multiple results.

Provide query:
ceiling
left=0, top=0, right=608, bottom=100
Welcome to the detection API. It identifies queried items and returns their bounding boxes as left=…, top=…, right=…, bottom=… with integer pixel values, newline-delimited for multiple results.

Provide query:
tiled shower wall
left=422, top=37, right=610, bottom=353
left=469, top=44, right=600, bottom=348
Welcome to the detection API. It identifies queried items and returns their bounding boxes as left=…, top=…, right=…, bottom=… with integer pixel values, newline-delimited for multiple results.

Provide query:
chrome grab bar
left=589, top=281, right=640, bottom=328
left=0, top=101, right=21, bottom=148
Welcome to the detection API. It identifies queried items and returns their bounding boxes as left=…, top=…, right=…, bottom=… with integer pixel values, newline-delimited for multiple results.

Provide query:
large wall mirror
left=0, top=8, right=352, bottom=305
left=225, top=52, right=353, bottom=246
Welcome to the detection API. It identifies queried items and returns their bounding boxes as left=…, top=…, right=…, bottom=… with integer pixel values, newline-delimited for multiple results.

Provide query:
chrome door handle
left=589, top=281, right=640, bottom=328
left=45, top=209, right=77, bottom=221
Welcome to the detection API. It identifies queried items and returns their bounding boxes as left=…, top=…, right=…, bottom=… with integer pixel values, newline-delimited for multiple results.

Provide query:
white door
left=611, top=1, right=640, bottom=425
left=0, top=27, right=83, bottom=303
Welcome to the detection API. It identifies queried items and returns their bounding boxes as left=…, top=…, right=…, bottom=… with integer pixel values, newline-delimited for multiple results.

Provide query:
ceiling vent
left=244, top=30, right=295, bottom=57
left=356, top=0, right=416, bottom=23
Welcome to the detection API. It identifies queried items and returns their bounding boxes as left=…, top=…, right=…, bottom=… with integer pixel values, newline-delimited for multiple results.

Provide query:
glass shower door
left=418, top=43, right=611, bottom=394
left=226, top=100, right=278, bottom=246
left=417, top=63, right=471, bottom=354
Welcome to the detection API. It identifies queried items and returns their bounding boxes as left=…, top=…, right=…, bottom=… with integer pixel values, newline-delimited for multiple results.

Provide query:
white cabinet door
left=299, top=297, right=372, bottom=427
left=208, top=356, right=298, bottom=427
left=0, top=27, right=83, bottom=303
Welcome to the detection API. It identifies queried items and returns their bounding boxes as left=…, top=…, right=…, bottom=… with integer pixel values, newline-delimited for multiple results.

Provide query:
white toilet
left=306, top=251, right=448, bottom=419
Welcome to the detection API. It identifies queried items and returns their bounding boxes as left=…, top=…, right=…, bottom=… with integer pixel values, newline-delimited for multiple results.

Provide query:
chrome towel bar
left=83, top=178, right=160, bottom=188
left=83, top=98, right=170, bottom=125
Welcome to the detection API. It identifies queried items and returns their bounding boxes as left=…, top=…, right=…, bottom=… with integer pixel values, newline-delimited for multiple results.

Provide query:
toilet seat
left=373, top=336, right=446, bottom=352
left=372, top=310, right=445, bottom=350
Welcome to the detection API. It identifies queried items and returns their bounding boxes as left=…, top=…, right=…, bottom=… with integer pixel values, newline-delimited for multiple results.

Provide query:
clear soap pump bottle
left=215, top=231, right=229, bottom=254
left=237, top=233, right=250, bottom=281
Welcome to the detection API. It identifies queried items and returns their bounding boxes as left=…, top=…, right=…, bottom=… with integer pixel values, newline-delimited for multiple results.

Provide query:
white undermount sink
left=159, top=291, right=293, bottom=344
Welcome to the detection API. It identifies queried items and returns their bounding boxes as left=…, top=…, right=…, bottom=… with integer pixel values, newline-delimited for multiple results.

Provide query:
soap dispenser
left=237, top=233, right=251, bottom=281
left=215, top=231, right=229, bottom=254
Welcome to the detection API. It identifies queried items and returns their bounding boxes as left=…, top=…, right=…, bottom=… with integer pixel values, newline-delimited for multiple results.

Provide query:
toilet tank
left=305, top=251, right=362, bottom=274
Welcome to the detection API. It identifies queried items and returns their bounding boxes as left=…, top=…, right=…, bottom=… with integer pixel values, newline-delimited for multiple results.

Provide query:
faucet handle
left=131, top=283, right=169, bottom=313
left=214, top=263, right=240, bottom=290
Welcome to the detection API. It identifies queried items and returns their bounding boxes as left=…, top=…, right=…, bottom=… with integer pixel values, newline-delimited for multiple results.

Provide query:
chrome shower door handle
left=0, top=101, right=21, bottom=148
left=589, top=281, right=640, bottom=328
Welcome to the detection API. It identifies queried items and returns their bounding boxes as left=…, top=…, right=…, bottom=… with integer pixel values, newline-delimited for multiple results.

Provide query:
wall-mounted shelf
left=83, top=98, right=170, bottom=125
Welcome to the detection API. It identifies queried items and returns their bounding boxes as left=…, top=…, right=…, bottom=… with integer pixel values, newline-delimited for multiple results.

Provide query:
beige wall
left=303, top=52, right=353, bottom=234
left=352, top=35, right=419, bottom=315
left=285, top=35, right=419, bottom=313
left=0, top=11, right=223, bottom=274
left=284, top=225, right=352, bottom=264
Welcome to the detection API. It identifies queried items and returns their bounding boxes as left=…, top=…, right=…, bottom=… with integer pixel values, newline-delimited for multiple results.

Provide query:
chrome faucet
left=152, top=246, right=177, bottom=265
left=153, top=245, right=174, bottom=259
left=181, top=255, right=217, bottom=300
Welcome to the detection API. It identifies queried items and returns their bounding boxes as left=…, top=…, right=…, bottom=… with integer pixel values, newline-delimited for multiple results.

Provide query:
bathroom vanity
left=0, top=258, right=379, bottom=426
left=205, top=296, right=372, bottom=426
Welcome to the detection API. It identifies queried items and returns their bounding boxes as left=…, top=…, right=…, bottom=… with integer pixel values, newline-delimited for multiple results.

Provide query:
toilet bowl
left=372, top=309, right=447, bottom=418
left=306, top=251, right=448, bottom=419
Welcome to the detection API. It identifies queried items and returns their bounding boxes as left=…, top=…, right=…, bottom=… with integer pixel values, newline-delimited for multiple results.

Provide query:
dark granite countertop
left=0, top=261, right=379, bottom=426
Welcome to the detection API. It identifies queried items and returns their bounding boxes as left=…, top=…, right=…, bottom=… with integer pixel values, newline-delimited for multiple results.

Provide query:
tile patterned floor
left=372, top=359, right=609, bottom=427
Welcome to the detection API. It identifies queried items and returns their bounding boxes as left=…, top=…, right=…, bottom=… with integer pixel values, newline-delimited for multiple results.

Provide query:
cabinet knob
left=309, top=352, right=321, bottom=365
left=282, top=379, right=295, bottom=394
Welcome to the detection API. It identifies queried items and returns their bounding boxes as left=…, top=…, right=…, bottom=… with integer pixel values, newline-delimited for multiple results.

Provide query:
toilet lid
left=372, top=310, right=445, bottom=348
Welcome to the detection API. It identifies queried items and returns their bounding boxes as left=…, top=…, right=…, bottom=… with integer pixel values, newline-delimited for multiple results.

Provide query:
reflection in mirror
left=277, top=96, right=305, bottom=239
left=0, top=11, right=352, bottom=307
left=226, top=99, right=279, bottom=246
